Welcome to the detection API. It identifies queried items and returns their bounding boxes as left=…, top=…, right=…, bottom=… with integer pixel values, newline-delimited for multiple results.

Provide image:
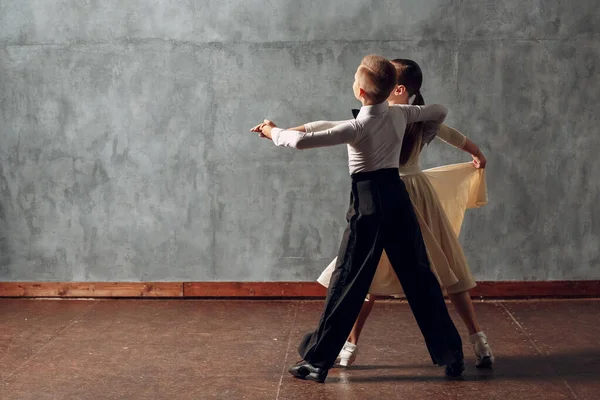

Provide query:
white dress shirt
left=270, top=102, right=447, bottom=175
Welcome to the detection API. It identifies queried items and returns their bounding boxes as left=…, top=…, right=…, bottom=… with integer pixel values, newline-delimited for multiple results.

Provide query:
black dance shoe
left=288, top=360, right=329, bottom=383
left=445, top=358, right=465, bottom=378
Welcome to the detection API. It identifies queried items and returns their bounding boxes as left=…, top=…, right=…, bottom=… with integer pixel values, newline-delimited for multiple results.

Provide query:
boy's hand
left=250, top=119, right=277, bottom=140
left=472, top=150, right=486, bottom=169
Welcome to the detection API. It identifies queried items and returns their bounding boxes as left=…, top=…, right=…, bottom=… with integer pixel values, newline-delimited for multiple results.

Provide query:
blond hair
left=356, top=55, right=397, bottom=103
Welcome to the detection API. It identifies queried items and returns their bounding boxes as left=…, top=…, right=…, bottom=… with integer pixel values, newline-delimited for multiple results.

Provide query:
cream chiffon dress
left=313, top=122, right=488, bottom=296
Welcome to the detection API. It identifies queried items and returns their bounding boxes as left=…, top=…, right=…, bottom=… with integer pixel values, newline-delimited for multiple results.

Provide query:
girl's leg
left=448, top=290, right=494, bottom=368
left=447, top=290, right=480, bottom=335
left=337, top=295, right=377, bottom=367
left=347, top=295, right=378, bottom=344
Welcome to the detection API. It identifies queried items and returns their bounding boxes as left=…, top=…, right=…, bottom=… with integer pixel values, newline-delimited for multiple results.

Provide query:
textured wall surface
left=0, top=1, right=599, bottom=281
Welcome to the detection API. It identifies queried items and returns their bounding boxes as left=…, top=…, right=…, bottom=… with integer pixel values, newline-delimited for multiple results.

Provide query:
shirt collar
left=356, top=102, right=389, bottom=118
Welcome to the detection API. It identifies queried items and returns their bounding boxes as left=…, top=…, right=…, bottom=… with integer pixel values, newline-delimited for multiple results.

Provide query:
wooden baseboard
left=0, top=281, right=599, bottom=299
left=467, top=281, right=600, bottom=298
left=182, top=282, right=326, bottom=297
left=0, top=282, right=183, bottom=298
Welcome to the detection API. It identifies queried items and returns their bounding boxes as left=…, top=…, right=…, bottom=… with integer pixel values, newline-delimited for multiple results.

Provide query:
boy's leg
left=298, top=180, right=385, bottom=369
left=382, top=180, right=463, bottom=367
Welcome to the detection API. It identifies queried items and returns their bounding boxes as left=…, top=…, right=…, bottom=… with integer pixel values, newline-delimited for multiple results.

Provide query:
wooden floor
left=1, top=298, right=599, bottom=399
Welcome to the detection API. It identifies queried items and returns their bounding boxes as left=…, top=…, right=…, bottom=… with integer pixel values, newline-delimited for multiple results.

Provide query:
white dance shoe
left=470, top=331, right=494, bottom=368
left=336, top=341, right=358, bottom=367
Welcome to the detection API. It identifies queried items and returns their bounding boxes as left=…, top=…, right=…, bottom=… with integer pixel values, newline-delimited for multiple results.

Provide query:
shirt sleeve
left=435, top=124, right=467, bottom=149
left=420, top=121, right=440, bottom=146
left=304, top=120, right=352, bottom=133
left=391, top=104, right=448, bottom=124
left=271, top=120, right=359, bottom=149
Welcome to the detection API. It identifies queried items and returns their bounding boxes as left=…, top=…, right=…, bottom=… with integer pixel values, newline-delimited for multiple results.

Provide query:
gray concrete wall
left=0, top=1, right=598, bottom=282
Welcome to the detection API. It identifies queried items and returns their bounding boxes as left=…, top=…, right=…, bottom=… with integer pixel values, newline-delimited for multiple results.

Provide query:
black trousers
left=298, top=168, right=463, bottom=368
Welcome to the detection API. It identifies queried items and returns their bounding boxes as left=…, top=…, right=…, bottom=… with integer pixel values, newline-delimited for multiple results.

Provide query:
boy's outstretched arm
left=288, top=125, right=306, bottom=132
left=250, top=119, right=358, bottom=150
left=288, top=119, right=352, bottom=132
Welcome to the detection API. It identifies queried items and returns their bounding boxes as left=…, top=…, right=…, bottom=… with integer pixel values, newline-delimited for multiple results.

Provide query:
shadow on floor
left=330, top=349, right=600, bottom=383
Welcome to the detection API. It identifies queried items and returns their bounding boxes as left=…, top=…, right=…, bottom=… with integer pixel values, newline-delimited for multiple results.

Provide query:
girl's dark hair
left=391, top=59, right=425, bottom=165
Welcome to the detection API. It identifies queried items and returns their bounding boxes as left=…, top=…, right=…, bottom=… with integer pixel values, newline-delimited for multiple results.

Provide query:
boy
left=251, top=55, right=464, bottom=383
